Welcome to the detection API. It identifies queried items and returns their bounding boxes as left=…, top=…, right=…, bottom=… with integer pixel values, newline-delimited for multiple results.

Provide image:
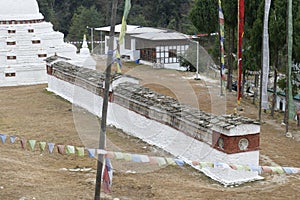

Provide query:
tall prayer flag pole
left=261, top=0, right=272, bottom=111
left=237, top=0, right=244, bottom=105
left=285, top=0, right=295, bottom=133
left=218, top=0, right=225, bottom=96
left=94, top=0, right=118, bottom=199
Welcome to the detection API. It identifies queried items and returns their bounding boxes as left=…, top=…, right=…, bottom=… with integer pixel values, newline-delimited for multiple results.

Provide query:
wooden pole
left=94, top=0, right=118, bottom=199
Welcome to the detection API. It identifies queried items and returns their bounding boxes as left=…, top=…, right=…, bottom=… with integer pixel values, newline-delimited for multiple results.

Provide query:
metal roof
left=95, top=24, right=189, bottom=41
left=131, top=31, right=189, bottom=40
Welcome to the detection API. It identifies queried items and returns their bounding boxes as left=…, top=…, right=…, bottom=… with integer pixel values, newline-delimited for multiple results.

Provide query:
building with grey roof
left=96, top=24, right=192, bottom=70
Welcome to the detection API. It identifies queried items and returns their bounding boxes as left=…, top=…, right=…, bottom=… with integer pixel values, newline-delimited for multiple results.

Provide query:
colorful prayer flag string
left=0, top=133, right=299, bottom=175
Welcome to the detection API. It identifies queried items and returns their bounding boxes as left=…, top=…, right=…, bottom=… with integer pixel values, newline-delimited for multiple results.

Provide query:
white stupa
left=0, top=0, right=95, bottom=86
left=72, top=34, right=96, bottom=69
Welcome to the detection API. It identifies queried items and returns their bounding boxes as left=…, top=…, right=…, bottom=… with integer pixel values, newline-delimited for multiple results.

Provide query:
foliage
left=67, top=6, right=104, bottom=42
left=37, top=0, right=300, bottom=88
left=37, top=0, right=195, bottom=39
left=189, top=0, right=218, bottom=34
left=278, top=76, right=298, bottom=96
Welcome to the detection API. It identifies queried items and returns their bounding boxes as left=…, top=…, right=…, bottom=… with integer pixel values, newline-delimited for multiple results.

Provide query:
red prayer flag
left=237, top=0, right=244, bottom=104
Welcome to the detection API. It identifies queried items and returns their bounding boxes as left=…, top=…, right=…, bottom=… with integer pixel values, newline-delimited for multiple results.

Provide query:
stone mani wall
left=47, top=61, right=260, bottom=156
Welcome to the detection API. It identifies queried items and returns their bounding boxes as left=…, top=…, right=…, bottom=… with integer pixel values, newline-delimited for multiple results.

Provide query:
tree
left=293, top=0, right=300, bottom=63
left=67, top=6, right=104, bottom=44
left=222, top=1, right=237, bottom=92
left=189, top=0, right=218, bottom=34
left=37, top=0, right=58, bottom=29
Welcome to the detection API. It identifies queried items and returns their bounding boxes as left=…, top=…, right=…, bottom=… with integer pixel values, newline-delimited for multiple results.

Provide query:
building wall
left=104, top=35, right=187, bottom=70
left=0, top=21, right=78, bottom=86
left=274, top=94, right=300, bottom=117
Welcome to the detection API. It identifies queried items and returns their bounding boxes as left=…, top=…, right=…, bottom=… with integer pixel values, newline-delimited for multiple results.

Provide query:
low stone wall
left=46, top=61, right=260, bottom=165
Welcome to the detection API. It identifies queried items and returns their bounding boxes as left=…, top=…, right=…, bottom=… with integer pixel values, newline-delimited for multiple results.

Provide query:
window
left=32, top=40, right=41, bottom=44
left=8, top=30, right=16, bottom=34
left=7, top=56, right=16, bottom=60
left=38, top=54, right=47, bottom=58
left=5, top=72, right=16, bottom=77
left=7, top=41, right=16, bottom=45
left=169, top=49, right=177, bottom=58
left=140, top=48, right=156, bottom=63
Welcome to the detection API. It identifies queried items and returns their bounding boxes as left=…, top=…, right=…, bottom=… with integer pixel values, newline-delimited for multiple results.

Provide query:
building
left=96, top=24, right=192, bottom=70
left=0, top=0, right=95, bottom=86
left=273, top=91, right=300, bottom=116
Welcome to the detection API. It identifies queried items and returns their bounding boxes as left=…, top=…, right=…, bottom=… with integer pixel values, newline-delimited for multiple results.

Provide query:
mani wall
left=46, top=59, right=260, bottom=166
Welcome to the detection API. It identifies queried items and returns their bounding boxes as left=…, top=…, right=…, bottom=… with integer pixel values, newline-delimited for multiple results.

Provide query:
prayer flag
left=249, top=165, right=262, bottom=174
left=174, top=159, right=185, bottom=167
left=140, top=155, right=150, bottom=163
left=57, top=145, right=65, bottom=155
left=87, top=148, right=96, bottom=158
left=287, top=0, right=295, bottom=120
left=166, top=158, right=176, bottom=166
left=0, top=134, right=7, bottom=144
left=270, top=166, right=284, bottom=174
left=118, top=0, right=131, bottom=45
left=237, top=0, right=244, bottom=104
left=114, top=152, right=124, bottom=160
left=66, top=145, right=75, bottom=154
left=149, top=156, right=158, bottom=165
left=115, top=0, right=131, bottom=74
left=10, top=136, right=17, bottom=144
left=115, top=42, right=122, bottom=74
left=106, top=151, right=115, bottom=159
left=262, top=166, right=272, bottom=173
left=76, top=147, right=85, bottom=157
left=39, top=142, right=46, bottom=151
left=123, top=153, right=131, bottom=161
left=48, top=143, right=55, bottom=153
left=261, top=0, right=272, bottom=109
left=199, top=162, right=214, bottom=168
left=97, top=149, right=107, bottom=155
left=28, top=140, right=36, bottom=151
left=218, top=0, right=226, bottom=92
left=156, top=157, right=167, bottom=166
left=132, top=154, right=142, bottom=163
left=282, top=167, right=299, bottom=174
left=20, top=138, right=27, bottom=149
left=102, top=157, right=113, bottom=193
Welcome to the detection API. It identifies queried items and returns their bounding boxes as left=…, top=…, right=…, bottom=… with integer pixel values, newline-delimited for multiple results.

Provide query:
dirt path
left=0, top=61, right=299, bottom=199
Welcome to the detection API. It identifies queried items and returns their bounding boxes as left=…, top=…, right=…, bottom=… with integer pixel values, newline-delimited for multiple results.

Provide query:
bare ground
left=0, top=62, right=299, bottom=200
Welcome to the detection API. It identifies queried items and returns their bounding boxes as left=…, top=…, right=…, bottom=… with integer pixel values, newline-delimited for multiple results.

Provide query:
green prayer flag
left=156, top=157, right=167, bottom=166
left=39, top=142, right=47, bottom=151
left=66, top=145, right=75, bottom=154
left=114, top=152, right=124, bottom=160
left=165, top=158, right=176, bottom=166
left=123, top=153, right=131, bottom=161
left=76, top=147, right=85, bottom=157
left=28, top=140, right=36, bottom=151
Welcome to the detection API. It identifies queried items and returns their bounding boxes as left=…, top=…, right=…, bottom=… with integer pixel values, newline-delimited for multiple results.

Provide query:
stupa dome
left=0, top=0, right=44, bottom=21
